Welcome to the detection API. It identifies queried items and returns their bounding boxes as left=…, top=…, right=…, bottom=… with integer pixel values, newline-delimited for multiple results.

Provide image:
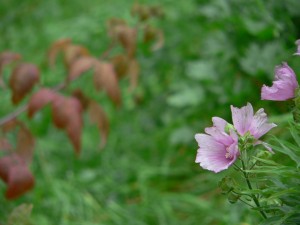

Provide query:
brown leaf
left=5, top=161, right=35, bottom=200
left=115, top=26, right=137, bottom=58
left=107, top=18, right=127, bottom=38
left=128, top=59, right=140, bottom=91
left=93, top=61, right=121, bottom=107
left=64, top=45, right=90, bottom=69
left=9, top=63, right=40, bottom=104
left=0, top=155, right=14, bottom=182
left=143, top=26, right=164, bottom=51
left=68, top=56, right=97, bottom=81
left=1, top=118, right=19, bottom=133
left=16, top=125, right=35, bottom=164
left=47, top=38, right=72, bottom=68
left=111, top=54, right=129, bottom=79
left=88, top=101, right=109, bottom=149
left=0, top=138, right=12, bottom=152
left=72, top=89, right=90, bottom=109
left=52, top=96, right=83, bottom=154
left=27, top=88, right=57, bottom=118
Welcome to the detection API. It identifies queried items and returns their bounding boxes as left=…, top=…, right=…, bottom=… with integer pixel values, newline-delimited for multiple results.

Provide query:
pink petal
left=261, top=63, right=298, bottom=101
left=195, top=134, right=239, bottom=173
left=249, top=108, right=277, bottom=139
left=212, top=117, right=228, bottom=130
left=231, top=103, right=253, bottom=136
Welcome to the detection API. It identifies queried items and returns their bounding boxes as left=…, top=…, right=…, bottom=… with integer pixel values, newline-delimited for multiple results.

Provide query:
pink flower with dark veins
left=195, top=117, right=239, bottom=173
left=261, top=62, right=298, bottom=101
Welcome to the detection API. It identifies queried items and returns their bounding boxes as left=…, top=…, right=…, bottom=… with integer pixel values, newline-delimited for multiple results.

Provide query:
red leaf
left=64, top=45, right=90, bottom=69
left=72, top=89, right=90, bottom=109
left=47, top=38, right=72, bottom=68
left=0, top=138, right=12, bottom=152
left=52, top=96, right=83, bottom=154
left=68, top=56, right=97, bottom=81
left=9, top=63, right=40, bottom=104
left=5, top=162, right=35, bottom=200
left=16, top=125, right=35, bottom=164
left=93, top=61, right=121, bottom=107
left=111, top=54, right=129, bottom=79
left=27, top=88, right=57, bottom=118
left=0, top=155, right=14, bottom=182
left=88, top=101, right=109, bottom=149
left=115, top=26, right=137, bottom=58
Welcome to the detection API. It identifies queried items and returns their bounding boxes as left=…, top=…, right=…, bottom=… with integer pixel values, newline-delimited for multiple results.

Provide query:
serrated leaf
left=94, top=61, right=121, bottom=107
left=9, top=63, right=40, bottom=104
left=27, top=88, right=57, bottom=118
left=88, top=101, right=109, bottom=149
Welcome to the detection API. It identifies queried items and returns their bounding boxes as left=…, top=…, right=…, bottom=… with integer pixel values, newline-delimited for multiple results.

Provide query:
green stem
left=241, top=159, right=267, bottom=219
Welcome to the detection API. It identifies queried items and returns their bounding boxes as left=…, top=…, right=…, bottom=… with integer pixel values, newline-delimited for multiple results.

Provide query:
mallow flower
left=195, top=117, right=239, bottom=173
left=261, top=62, right=298, bottom=101
left=195, top=103, right=276, bottom=173
left=231, top=103, right=277, bottom=151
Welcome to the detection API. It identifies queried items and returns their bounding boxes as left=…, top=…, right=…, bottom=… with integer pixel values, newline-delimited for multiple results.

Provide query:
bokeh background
left=1, top=0, right=300, bottom=224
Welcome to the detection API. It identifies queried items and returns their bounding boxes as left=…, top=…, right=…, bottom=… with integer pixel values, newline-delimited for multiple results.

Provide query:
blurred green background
left=1, top=0, right=300, bottom=224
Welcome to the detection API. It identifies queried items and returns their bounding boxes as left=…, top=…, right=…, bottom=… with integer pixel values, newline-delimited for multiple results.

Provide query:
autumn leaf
left=9, top=63, right=40, bottom=104
left=68, top=56, right=97, bottom=81
left=47, top=38, right=72, bottom=68
left=27, top=88, right=57, bottom=118
left=111, top=54, right=129, bottom=78
left=88, top=101, right=109, bottom=149
left=64, top=44, right=90, bottom=69
left=5, top=160, right=35, bottom=200
left=115, top=26, right=137, bottom=58
left=72, top=89, right=90, bottom=110
left=94, top=61, right=121, bottom=107
left=16, top=125, right=35, bottom=164
left=52, top=95, right=83, bottom=154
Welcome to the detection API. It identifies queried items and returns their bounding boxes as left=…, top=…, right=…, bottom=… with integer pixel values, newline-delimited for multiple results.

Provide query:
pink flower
left=231, top=102, right=276, bottom=140
left=261, top=62, right=298, bottom=101
left=195, top=117, right=239, bottom=173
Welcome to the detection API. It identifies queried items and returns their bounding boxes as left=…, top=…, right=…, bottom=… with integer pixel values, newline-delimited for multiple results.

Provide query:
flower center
left=225, top=147, right=232, bottom=159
